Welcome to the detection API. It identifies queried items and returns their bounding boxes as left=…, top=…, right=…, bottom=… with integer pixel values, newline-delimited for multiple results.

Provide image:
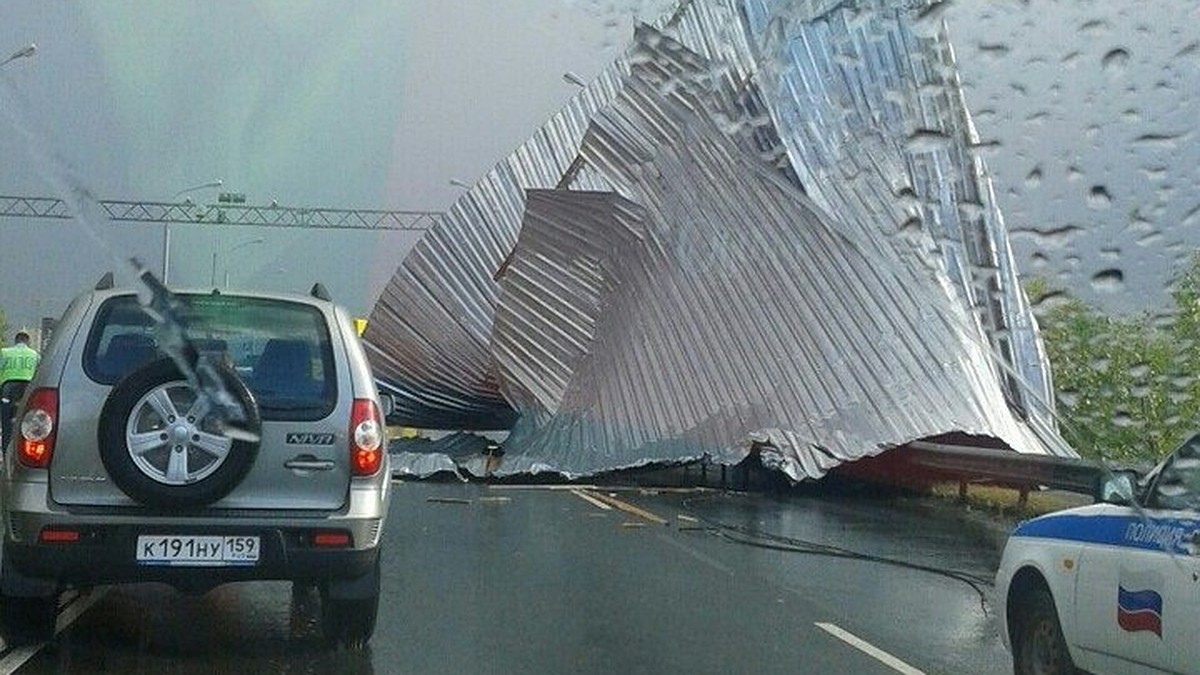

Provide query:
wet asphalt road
left=4, top=480, right=1014, bottom=674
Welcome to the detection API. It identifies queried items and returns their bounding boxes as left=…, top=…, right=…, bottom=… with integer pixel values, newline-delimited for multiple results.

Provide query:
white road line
left=654, top=533, right=734, bottom=576
left=0, top=587, right=108, bottom=674
left=814, top=622, right=925, bottom=675
left=570, top=489, right=613, bottom=510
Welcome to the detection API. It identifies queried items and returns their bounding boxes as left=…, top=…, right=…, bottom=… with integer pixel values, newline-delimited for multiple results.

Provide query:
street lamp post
left=165, top=179, right=222, bottom=284
left=0, top=44, right=36, bottom=69
left=212, top=237, right=264, bottom=287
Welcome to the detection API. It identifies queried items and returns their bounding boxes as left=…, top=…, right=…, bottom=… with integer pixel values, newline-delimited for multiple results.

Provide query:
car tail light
left=312, top=530, right=352, bottom=548
left=349, top=399, right=383, bottom=476
left=18, top=388, right=58, bottom=469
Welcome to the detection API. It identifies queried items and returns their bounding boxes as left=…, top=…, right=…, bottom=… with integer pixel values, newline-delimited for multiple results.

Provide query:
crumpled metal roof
left=366, top=0, right=1073, bottom=480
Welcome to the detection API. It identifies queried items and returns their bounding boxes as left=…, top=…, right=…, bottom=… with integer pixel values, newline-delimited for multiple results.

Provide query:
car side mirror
left=378, top=392, right=395, bottom=418
left=1095, top=470, right=1138, bottom=505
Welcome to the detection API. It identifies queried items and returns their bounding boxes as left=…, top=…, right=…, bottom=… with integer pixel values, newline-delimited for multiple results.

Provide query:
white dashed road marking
left=815, top=622, right=925, bottom=675
left=0, top=587, right=108, bottom=674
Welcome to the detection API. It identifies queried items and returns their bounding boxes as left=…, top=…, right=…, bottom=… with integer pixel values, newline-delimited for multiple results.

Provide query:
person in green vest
left=1, top=331, right=40, bottom=452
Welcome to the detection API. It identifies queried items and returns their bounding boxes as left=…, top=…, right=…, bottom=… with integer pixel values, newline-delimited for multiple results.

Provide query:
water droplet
left=1181, top=203, right=1200, bottom=227
left=904, top=129, right=953, bottom=153
left=1088, top=185, right=1112, bottom=208
left=1113, top=412, right=1136, bottom=428
left=1010, top=225, right=1083, bottom=248
left=1133, top=131, right=1189, bottom=148
left=1031, top=288, right=1068, bottom=308
left=959, top=200, right=986, bottom=219
left=834, top=53, right=863, bottom=68
left=898, top=216, right=923, bottom=234
left=1140, top=165, right=1169, bottom=179
left=1102, top=48, right=1131, bottom=73
left=1128, top=364, right=1151, bottom=379
left=1091, top=268, right=1125, bottom=292
left=914, top=0, right=953, bottom=28
left=1025, top=166, right=1043, bottom=187
left=976, top=42, right=1010, bottom=60
left=1137, top=231, right=1164, bottom=247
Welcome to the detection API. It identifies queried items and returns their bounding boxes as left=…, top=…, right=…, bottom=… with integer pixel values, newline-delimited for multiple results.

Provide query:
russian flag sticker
left=1117, top=586, right=1163, bottom=637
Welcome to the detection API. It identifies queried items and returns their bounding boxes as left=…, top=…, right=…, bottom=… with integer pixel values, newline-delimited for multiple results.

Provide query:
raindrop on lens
left=1025, top=166, right=1043, bottom=188
left=1090, top=268, right=1124, bottom=292
left=1102, top=48, right=1131, bottom=73
left=1088, top=185, right=1112, bottom=208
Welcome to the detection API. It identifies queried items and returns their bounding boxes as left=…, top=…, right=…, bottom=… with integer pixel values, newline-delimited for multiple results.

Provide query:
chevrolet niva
left=0, top=276, right=391, bottom=648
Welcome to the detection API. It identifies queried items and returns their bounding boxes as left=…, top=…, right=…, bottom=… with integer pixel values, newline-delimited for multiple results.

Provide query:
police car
left=996, top=434, right=1200, bottom=674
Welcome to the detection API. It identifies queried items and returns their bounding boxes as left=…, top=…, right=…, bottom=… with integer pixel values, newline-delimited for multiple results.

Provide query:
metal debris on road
left=371, top=0, right=1070, bottom=484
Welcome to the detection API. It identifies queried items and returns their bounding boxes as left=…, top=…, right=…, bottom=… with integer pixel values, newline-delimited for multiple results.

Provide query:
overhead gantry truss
left=0, top=195, right=438, bottom=231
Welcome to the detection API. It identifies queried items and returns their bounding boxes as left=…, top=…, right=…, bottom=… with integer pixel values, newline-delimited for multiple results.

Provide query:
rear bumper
left=3, top=525, right=379, bottom=590
left=1, top=477, right=387, bottom=592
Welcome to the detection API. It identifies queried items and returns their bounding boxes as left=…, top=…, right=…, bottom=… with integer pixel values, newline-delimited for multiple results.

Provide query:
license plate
left=136, top=535, right=260, bottom=566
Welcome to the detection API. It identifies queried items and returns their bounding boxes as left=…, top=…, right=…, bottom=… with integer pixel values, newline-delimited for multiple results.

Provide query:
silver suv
left=0, top=276, right=391, bottom=648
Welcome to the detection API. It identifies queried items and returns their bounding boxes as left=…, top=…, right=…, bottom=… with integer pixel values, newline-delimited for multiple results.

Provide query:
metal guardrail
left=905, top=440, right=1104, bottom=496
left=0, top=195, right=439, bottom=231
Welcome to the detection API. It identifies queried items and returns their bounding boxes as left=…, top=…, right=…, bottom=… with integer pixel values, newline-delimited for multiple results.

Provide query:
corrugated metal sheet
left=741, top=0, right=1055, bottom=422
left=388, top=433, right=495, bottom=479
left=363, top=67, right=631, bottom=430
left=491, top=34, right=1050, bottom=479
left=370, top=0, right=1072, bottom=479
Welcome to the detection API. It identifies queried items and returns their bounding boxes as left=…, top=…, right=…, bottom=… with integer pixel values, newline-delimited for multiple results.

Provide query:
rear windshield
left=83, top=294, right=336, bottom=420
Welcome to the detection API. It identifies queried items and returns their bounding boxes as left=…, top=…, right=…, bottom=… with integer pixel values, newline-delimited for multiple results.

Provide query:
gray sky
left=943, top=0, right=1200, bottom=314
left=1, top=0, right=1197, bottom=329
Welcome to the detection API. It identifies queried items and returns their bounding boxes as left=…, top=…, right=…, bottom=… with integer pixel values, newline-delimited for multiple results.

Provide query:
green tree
left=1034, top=254, right=1200, bottom=464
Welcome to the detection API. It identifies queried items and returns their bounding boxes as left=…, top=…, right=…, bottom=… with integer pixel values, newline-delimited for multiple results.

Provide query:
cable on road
left=677, top=495, right=994, bottom=614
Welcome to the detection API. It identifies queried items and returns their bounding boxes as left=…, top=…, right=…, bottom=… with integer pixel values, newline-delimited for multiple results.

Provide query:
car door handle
left=284, top=456, right=335, bottom=472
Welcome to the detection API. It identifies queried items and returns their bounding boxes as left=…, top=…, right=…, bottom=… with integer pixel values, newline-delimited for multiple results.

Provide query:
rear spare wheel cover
left=98, top=357, right=261, bottom=508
